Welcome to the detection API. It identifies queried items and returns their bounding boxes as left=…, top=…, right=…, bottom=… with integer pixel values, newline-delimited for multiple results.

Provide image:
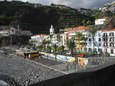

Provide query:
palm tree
left=75, top=32, right=85, bottom=51
left=42, top=39, right=50, bottom=52
left=47, top=45, right=51, bottom=53
left=52, top=44, right=58, bottom=60
left=57, top=45, right=64, bottom=55
left=67, top=38, right=75, bottom=57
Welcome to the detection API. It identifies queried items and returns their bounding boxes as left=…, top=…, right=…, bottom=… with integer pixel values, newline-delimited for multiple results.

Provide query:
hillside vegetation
left=0, top=1, right=94, bottom=34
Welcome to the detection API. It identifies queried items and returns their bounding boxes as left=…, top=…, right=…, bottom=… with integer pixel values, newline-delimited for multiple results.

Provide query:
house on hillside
left=95, top=18, right=106, bottom=25
left=0, top=30, right=10, bottom=36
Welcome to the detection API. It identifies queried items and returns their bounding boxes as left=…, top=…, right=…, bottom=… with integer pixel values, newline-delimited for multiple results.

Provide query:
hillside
left=99, top=1, right=115, bottom=13
left=92, top=1, right=115, bottom=18
left=0, top=1, right=94, bottom=34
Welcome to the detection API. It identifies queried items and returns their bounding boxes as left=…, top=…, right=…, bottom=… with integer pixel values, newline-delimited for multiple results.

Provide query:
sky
left=2, top=0, right=115, bottom=9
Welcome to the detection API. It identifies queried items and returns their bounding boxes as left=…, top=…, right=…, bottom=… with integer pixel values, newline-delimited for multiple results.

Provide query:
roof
left=99, top=28, right=115, bottom=32
left=31, top=34, right=48, bottom=37
left=67, top=26, right=90, bottom=33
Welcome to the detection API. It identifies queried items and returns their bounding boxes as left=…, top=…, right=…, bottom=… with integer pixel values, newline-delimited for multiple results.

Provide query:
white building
left=0, top=30, right=10, bottom=36
left=102, top=29, right=115, bottom=56
left=95, top=18, right=106, bottom=25
left=93, top=30, right=103, bottom=52
left=31, top=34, right=48, bottom=46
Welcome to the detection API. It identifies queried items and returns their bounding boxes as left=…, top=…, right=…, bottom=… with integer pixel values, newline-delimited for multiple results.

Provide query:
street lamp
left=53, top=41, right=58, bottom=61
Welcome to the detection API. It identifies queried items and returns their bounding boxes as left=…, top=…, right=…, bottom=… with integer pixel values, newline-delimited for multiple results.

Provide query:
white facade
left=31, top=34, right=48, bottom=46
left=95, top=18, right=106, bottom=25
left=102, top=30, right=115, bottom=56
left=93, top=31, right=103, bottom=52
left=0, top=30, right=10, bottom=36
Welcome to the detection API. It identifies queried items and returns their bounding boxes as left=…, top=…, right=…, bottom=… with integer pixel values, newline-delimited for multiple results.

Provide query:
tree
left=52, top=44, right=58, bottom=60
left=67, top=38, right=75, bottom=57
left=37, top=45, right=43, bottom=52
left=82, top=20, right=86, bottom=26
left=57, top=45, right=64, bottom=55
left=47, top=45, right=51, bottom=53
left=42, top=39, right=50, bottom=52
left=86, top=20, right=92, bottom=25
left=105, top=16, right=115, bottom=28
left=75, top=32, right=85, bottom=51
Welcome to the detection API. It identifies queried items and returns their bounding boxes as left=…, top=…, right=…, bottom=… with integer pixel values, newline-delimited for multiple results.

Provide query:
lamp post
left=53, top=43, right=58, bottom=61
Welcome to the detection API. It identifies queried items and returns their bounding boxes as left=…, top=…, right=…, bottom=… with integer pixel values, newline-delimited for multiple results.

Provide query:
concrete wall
left=30, top=60, right=115, bottom=86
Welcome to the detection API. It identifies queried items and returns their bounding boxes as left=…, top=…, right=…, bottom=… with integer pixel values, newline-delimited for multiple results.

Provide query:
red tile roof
left=67, top=26, right=89, bottom=32
left=99, top=28, right=115, bottom=32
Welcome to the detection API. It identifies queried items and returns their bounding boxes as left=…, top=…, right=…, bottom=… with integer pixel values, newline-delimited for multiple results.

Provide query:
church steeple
left=49, top=25, right=55, bottom=35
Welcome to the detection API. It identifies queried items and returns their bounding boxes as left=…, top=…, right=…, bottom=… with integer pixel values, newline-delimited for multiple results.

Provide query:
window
left=89, top=38, right=91, bottom=41
left=99, top=38, right=101, bottom=41
left=110, top=37, right=114, bottom=42
left=104, top=43, right=108, bottom=47
left=109, top=33, right=111, bottom=36
left=111, top=49, right=114, bottom=54
left=109, top=33, right=114, bottom=36
left=103, top=38, right=108, bottom=41
left=106, top=38, right=108, bottom=41
left=110, top=43, right=114, bottom=47
left=99, top=43, right=101, bottom=46
left=105, top=33, right=108, bottom=37
left=89, top=48, right=92, bottom=51
left=98, top=49, right=102, bottom=52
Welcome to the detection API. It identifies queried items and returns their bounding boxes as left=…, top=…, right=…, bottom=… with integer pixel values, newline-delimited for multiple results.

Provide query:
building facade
left=102, top=29, right=115, bottom=56
left=31, top=34, right=48, bottom=46
left=95, top=18, right=106, bottom=25
left=66, top=26, right=115, bottom=56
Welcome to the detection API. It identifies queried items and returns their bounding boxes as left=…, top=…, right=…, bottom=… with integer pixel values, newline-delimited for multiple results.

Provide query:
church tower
left=49, top=25, right=55, bottom=35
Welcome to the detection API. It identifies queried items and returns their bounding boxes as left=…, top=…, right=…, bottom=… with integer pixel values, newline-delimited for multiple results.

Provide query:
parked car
left=77, top=54, right=86, bottom=57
